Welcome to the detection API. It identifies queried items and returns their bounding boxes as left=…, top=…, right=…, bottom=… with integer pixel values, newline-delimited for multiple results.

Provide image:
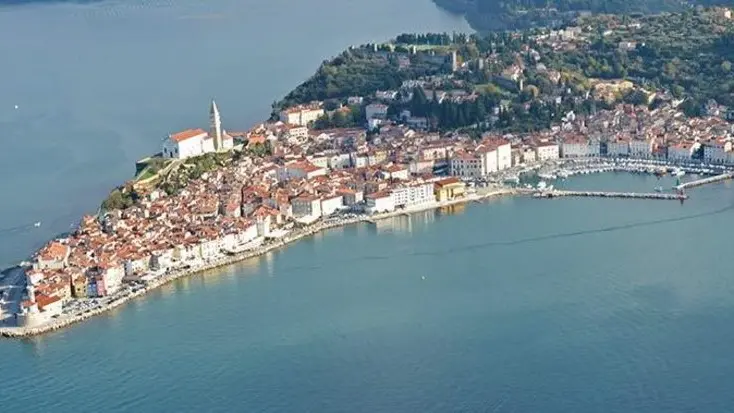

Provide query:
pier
left=674, top=172, right=734, bottom=191
left=534, top=190, right=688, bottom=201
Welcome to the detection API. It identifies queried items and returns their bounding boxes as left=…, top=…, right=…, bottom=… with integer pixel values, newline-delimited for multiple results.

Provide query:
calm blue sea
left=3, top=2, right=734, bottom=412
left=3, top=173, right=734, bottom=412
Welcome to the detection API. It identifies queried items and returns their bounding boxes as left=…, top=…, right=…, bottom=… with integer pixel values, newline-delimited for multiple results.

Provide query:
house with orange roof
left=279, top=161, right=327, bottom=181
left=434, top=177, right=466, bottom=202
left=35, top=241, right=70, bottom=271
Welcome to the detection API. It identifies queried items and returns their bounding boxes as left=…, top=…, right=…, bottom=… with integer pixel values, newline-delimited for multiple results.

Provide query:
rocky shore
left=0, top=188, right=516, bottom=338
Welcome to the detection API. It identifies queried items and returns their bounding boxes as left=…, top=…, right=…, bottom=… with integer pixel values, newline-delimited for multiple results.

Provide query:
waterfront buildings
left=536, top=142, right=560, bottom=161
left=365, top=191, right=395, bottom=214
left=560, top=136, right=599, bottom=158
left=434, top=178, right=466, bottom=202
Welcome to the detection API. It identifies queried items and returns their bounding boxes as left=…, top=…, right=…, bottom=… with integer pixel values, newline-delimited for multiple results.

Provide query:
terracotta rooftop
left=170, top=128, right=208, bottom=143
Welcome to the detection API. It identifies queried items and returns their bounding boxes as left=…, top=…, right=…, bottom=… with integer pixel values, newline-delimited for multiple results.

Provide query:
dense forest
left=434, top=0, right=734, bottom=31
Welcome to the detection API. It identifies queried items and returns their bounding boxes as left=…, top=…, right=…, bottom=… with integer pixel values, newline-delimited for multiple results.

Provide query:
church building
left=162, top=100, right=234, bottom=159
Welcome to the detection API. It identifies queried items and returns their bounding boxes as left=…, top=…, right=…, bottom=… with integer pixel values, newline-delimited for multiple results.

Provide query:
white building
left=481, top=148, right=498, bottom=174
left=102, top=265, right=125, bottom=295
left=495, top=141, right=512, bottom=170
left=162, top=128, right=210, bottom=159
left=279, top=104, right=325, bottom=126
left=704, top=140, right=731, bottom=164
left=522, top=146, right=537, bottom=163
left=535, top=143, right=560, bottom=161
left=328, top=153, right=352, bottom=170
left=381, top=164, right=409, bottom=180
left=628, top=139, right=652, bottom=158
left=561, top=138, right=591, bottom=158
left=307, top=155, right=330, bottom=169
left=199, top=238, right=223, bottom=261
left=667, top=142, right=695, bottom=162
left=365, top=103, right=389, bottom=120
left=450, top=153, right=484, bottom=178
left=607, top=138, right=630, bottom=157
left=365, top=191, right=395, bottom=214
left=292, top=195, right=322, bottom=218
left=285, top=125, right=309, bottom=140
left=390, top=182, right=435, bottom=209
left=321, top=195, right=344, bottom=216
left=351, top=153, right=369, bottom=168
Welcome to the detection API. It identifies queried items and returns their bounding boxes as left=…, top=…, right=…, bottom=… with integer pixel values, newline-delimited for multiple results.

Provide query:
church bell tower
left=210, top=100, right=223, bottom=150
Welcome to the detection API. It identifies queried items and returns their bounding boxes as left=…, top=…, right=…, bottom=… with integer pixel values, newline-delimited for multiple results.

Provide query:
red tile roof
left=170, top=128, right=207, bottom=143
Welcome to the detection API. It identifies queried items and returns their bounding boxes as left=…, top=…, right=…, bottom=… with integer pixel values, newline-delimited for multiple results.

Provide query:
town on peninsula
left=3, top=6, right=734, bottom=337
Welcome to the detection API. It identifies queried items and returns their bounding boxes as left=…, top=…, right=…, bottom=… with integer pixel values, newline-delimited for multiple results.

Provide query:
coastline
left=3, top=156, right=731, bottom=338
left=0, top=187, right=517, bottom=338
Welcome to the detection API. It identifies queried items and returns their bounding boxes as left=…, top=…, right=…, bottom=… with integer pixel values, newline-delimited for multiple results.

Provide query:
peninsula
left=3, top=7, right=734, bottom=337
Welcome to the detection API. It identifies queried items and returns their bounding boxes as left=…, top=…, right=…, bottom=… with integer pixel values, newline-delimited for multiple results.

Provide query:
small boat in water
left=654, top=186, right=663, bottom=193
left=33, top=221, right=41, bottom=228
left=672, top=168, right=685, bottom=178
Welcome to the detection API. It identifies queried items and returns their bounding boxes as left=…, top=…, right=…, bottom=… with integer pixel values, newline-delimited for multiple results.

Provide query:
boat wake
left=0, top=222, right=40, bottom=236
left=274, top=202, right=734, bottom=272
left=442, top=202, right=734, bottom=253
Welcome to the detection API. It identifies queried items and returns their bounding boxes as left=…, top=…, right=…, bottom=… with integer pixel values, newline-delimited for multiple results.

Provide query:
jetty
left=534, top=190, right=688, bottom=201
left=674, top=172, right=734, bottom=191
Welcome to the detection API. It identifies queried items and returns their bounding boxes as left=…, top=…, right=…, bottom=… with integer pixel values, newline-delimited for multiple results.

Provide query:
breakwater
left=674, top=172, right=734, bottom=191
left=534, top=190, right=688, bottom=201
left=0, top=188, right=515, bottom=338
